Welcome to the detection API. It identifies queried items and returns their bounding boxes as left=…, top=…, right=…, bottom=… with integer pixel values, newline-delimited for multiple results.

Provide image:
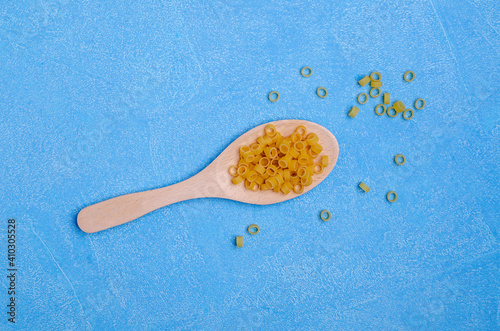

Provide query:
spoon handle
left=77, top=176, right=208, bottom=233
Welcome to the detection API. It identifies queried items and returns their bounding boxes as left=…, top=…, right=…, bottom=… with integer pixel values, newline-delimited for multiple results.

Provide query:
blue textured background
left=1, top=0, right=499, bottom=330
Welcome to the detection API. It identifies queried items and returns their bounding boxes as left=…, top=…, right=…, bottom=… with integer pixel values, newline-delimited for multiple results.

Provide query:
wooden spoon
left=77, top=120, right=339, bottom=233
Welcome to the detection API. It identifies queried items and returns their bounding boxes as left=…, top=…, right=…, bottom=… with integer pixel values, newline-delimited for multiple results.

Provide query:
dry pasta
left=232, top=176, right=244, bottom=185
left=321, top=156, right=329, bottom=167
left=236, top=236, right=243, bottom=247
left=320, top=210, right=331, bottom=221
left=358, top=182, right=370, bottom=192
left=293, top=183, right=304, bottom=194
left=387, top=106, right=398, bottom=118
left=394, top=154, right=406, bottom=165
left=387, top=191, right=398, bottom=202
left=295, top=125, right=307, bottom=138
left=281, top=181, right=293, bottom=194
left=358, top=75, right=371, bottom=87
left=370, top=72, right=382, bottom=81
left=394, top=100, right=405, bottom=113
left=375, top=104, right=386, bottom=116
left=403, top=109, right=414, bottom=120
left=317, top=87, right=328, bottom=98
left=348, top=106, right=359, bottom=118
left=403, top=71, right=415, bottom=82
left=415, top=98, right=425, bottom=109
left=301, top=67, right=312, bottom=77
left=269, top=91, right=280, bottom=102
left=248, top=224, right=260, bottom=235
left=306, top=133, right=319, bottom=145
left=357, top=93, right=368, bottom=104
left=313, top=164, right=324, bottom=174
left=230, top=124, right=329, bottom=194
left=370, top=87, right=381, bottom=98
left=228, top=165, right=238, bottom=176
left=301, top=175, right=313, bottom=186
left=383, top=93, right=390, bottom=105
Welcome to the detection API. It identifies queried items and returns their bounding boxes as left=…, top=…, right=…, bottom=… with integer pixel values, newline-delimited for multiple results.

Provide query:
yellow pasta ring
left=313, top=164, right=324, bottom=174
left=358, top=75, right=371, bottom=87
left=264, top=124, right=277, bottom=137
left=294, top=141, right=306, bottom=151
left=374, top=104, right=386, bottom=116
left=268, top=91, right=280, bottom=102
left=387, top=106, right=398, bottom=118
left=402, top=108, right=414, bottom=120
left=358, top=182, right=370, bottom=192
left=383, top=93, right=390, bottom=105
left=248, top=224, right=260, bottom=235
left=394, top=154, right=406, bottom=165
left=394, top=100, right=405, bottom=113
left=415, top=98, right=425, bottom=109
left=317, top=87, right=327, bottom=98
left=321, top=155, right=329, bottom=167
left=320, top=210, right=331, bottom=221
left=387, top=191, right=398, bottom=202
left=348, top=106, right=359, bottom=118
left=293, top=183, right=304, bottom=194
left=370, top=71, right=382, bottom=81
left=357, top=93, right=368, bottom=104
left=295, top=125, right=307, bottom=138
left=301, top=66, right=312, bottom=77
left=404, top=71, right=415, bottom=82
left=236, top=236, right=243, bottom=247
left=232, top=176, right=244, bottom=185
left=228, top=165, right=238, bottom=177
left=370, top=87, right=381, bottom=98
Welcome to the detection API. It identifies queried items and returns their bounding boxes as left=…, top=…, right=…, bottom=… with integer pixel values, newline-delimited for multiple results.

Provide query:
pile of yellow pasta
left=228, top=124, right=329, bottom=194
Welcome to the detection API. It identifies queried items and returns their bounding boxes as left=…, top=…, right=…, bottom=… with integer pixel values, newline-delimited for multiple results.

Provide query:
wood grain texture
left=77, top=120, right=339, bottom=233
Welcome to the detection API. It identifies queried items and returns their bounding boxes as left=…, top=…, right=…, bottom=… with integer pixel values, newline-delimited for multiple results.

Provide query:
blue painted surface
left=0, top=0, right=499, bottom=329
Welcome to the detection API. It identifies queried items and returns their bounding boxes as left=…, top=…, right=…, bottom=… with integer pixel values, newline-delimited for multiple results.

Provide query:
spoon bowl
left=77, top=120, right=339, bottom=233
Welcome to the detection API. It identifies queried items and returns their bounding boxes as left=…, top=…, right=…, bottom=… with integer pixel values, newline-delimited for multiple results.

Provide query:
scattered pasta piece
left=387, top=191, right=398, bottom=202
left=281, top=181, right=293, bottom=194
left=317, top=87, right=328, bottom=98
left=231, top=124, right=328, bottom=194
left=387, top=107, right=398, bottom=118
left=375, top=104, right=386, bottom=116
left=321, top=156, right=329, bottom=167
left=383, top=93, right=390, bottom=105
left=228, top=166, right=238, bottom=176
left=403, top=109, right=414, bottom=120
left=370, top=81, right=383, bottom=88
left=232, top=176, right=244, bottom=185
left=394, top=100, right=405, bottom=113
left=370, top=87, right=381, bottom=98
left=266, top=124, right=278, bottom=137
left=359, top=182, right=370, bottom=192
left=403, top=71, right=415, bottom=82
left=293, top=183, right=304, bottom=194
left=348, top=106, right=359, bottom=118
left=320, top=210, right=331, bottom=221
left=313, top=164, right=324, bottom=174
left=268, top=91, right=280, bottom=102
left=236, top=236, right=243, bottom=247
left=358, top=75, right=371, bottom=87
left=248, top=224, right=260, bottom=235
left=295, top=125, right=307, bottom=137
left=301, top=66, right=312, bottom=77
left=394, top=154, right=406, bottom=165
left=370, top=72, right=382, bottom=81
left=306, top=133, right=319, bottom=145
left=415, top=98, right=425, bottom=109
left=357, top=93, right=368, bottom=104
